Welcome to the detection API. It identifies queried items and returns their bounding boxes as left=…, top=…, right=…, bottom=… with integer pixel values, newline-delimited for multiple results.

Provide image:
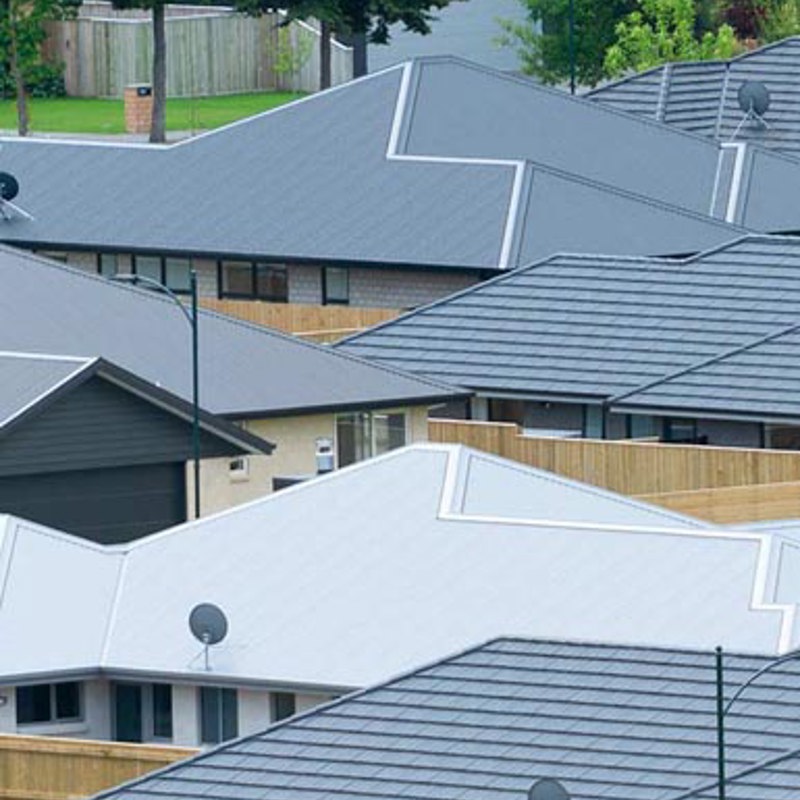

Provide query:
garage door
left=0, top=462, right=186, bottom=544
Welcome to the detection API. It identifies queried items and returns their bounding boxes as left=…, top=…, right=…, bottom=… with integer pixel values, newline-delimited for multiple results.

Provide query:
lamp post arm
left=109, top=272, right=194, bottom=328
left=723, top=650, right=800, bottom=718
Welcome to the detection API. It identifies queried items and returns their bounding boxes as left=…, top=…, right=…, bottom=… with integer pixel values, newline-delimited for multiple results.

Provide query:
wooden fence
left=0, top=734, right=196, bottom=800
left=637, top=481, right=800, bottom=524
left=428, top=420, right=800, bottom=497
left=200, top=299, right=400, bottom=341
left=44, top=5, right=353, bottom=98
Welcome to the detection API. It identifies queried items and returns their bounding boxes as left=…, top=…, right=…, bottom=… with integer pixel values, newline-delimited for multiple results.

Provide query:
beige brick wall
left=191, top=405, right=430, bottom=517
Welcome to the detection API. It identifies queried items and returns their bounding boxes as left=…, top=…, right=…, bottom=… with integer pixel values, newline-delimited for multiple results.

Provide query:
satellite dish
left=528, top=779, right=570, bottom=800
left=189, top=603, right=228, bottom=646
left=0, top=172, right=19, bottom=202
left=738, top=81, right=770, bottom=117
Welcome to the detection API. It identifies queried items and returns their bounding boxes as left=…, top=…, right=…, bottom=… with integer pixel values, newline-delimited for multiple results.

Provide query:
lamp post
left=111, top=269, right=201, bottom=519
left=715, top=645, right=800, bottom=800
left=568, top=0, right=576, bottom=95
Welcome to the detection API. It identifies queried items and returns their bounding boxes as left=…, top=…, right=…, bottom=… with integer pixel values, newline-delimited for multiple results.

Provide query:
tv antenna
left=0, top=170, right=33, bottom=221
left=730, top=80, right=771, bottom=140
left=189, top=602, right=229, bottom=671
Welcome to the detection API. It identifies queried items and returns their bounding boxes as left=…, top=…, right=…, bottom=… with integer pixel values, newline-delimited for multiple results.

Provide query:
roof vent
left=0, top=169, right=33, bottom=221
left=528, top=779, right=570, bottom=800
left=189, top=602, right=229, bottom=671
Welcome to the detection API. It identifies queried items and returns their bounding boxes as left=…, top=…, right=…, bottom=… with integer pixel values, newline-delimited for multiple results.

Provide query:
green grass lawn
left=0, top=91, right=305, bottom=134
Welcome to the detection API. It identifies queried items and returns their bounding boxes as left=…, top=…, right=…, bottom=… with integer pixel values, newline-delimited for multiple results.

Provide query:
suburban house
left=588, top=36, right=800, bottom=158
left=1, top=443, right=798, bottom=746
left=91, top=636, right=800, bottom=800
left=0, top=57, right=776, bottom=312
left=339, top=235, right=800, bottom=448
left=0, top=351, right=273, bottom=542
left=0, top=246, right=465, bottom=516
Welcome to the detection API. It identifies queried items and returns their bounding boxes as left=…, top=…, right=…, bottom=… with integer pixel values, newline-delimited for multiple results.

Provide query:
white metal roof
left=0, top=445, right=796, bottom=689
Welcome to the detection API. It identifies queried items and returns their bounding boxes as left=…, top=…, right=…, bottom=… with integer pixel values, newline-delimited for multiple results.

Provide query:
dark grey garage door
left=0, top=462, right=186, bottom=544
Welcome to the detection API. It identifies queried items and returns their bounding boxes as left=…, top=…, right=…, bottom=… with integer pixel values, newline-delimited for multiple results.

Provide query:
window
left=199, top=687, right=238, bottom=744
left=627, top=415, right=659, bottom=439
left=17, top=682, right=82, bottom=724
left=97, top=253, right=120, bottom=277
left=133, top=255, right=161, bottom=282
left=131, top=255, right=193, bottom=294
left=220, top=261, right=288, bottom=302
left=164, top=258, right=192, bottom=293
left=663, top=418, right=701, bottom=444
left=229, top=456, right=249, bottom=480
left=322, top=267, right=349, bottom=305
left=765, top=425, right=800, bottom=450
left=112, top=682, right=172, bottom=742
left=583, top=405, right=604, bottom=438
left=271, top=692, right=296, bottom=722
left=336, top=411, right=406, bottom=468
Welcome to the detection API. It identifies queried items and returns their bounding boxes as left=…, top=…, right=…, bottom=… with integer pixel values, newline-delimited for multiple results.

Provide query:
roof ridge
left=609, top=317, right=800, bottom=406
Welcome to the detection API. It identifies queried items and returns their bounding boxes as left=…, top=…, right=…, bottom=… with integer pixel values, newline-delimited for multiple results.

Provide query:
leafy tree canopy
left=496, top=0, right=637, bottom=87
left=604, top=0, right=739, bottom=76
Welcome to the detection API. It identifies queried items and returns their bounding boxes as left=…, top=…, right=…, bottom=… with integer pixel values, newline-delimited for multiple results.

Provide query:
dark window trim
left=132, top=254, right=192, bottom=295
left=218, top=260, right=288, bottom=302
left=322, top=266, right=350, bottom=306
left=16, top=682, right=83, bottom=725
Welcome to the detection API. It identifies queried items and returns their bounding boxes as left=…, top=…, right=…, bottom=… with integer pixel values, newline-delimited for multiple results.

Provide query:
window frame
left=322, top=266, right=350, bottom=306
left=218, top=260, right=288, bottom=302
left=199, top=686, right=238, bottom=745
left=16, top=682, right=83, bottom=726
left=335, top=409, right=408, bottom=468
left=131, top=254, right=193, bottom=295
left=270, top=692, right=297, bottom=722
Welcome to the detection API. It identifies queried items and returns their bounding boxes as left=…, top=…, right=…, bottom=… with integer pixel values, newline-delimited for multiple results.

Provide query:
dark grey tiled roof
left=0, top=57, right=769, bottom=269
left=0, top=246, right=464, bottom=417
left=611, top=325, right=800, bottom=421
left=588, top=38, right=800, bottom=157
left=94, top=637, right=800, bottom=800
left=337, top=236, right=800, bottom=421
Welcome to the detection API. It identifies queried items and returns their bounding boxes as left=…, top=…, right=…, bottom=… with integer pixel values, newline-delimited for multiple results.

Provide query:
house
left=338, top=235, right=800, bottom=449
left=587, top=36, right=800, bottom=158
left=0, top=57, right=769, bottom=312
left=90, top=635, right=800, bottom=800
left=0, top=246, right=465, bottom=515
left=1, top=443, right=798, bottom=746
left=0, top=351, right=273, bottom=542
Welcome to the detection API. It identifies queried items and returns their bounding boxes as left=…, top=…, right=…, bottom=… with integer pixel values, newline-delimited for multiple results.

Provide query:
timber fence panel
left=47, top=7, right=353, bottom=97
left=635, top=481, right=800, bottom=524
left=199, top=299, right=400, bottom=338
left=428, top=419, right=800, bottom=495
left=0, top=734, right=196, bottom=800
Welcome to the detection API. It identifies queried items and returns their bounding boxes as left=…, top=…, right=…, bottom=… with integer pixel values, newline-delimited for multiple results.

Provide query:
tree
left=496, top=0, right=637, bottom=88
left=0, top=0, right=78, bottom=136
left=237, top=0, right=455, bottom=91
left=109, top=0, right=167, bottom=142
left=755, top=0, right=800, bottom=41
left=604, top=0, right=738, bottom=76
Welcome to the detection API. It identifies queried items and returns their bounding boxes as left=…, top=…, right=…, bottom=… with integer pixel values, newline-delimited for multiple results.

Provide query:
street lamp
left=714, top=645, right=800, bottom=800
left=110, top=269, right=201, bottom=519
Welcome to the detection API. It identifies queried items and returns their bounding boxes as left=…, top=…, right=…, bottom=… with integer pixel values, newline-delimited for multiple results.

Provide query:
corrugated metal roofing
left=589, top=37, right=800, bottom=157
left=92, top=637, right=800, bottom=800
left=0, top=57, right=765, bottom=268
left=0, top=352, right=91, bottom=428
left=338, top=236, right=800, bottom=422
left=4, top=444, right=797, bottom=689
left=0, top=246, right=462, bottom=417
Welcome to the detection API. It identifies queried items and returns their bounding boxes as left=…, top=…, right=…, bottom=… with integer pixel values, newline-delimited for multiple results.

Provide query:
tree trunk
left=319, top=19, right=331, bottom=90
left=8, top=7, right=28, bottom=137
left=150, top=2, right=167, bottom=143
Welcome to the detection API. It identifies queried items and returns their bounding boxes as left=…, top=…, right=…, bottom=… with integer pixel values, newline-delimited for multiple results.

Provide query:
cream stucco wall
left=191, top=405, right=430, bottom=518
